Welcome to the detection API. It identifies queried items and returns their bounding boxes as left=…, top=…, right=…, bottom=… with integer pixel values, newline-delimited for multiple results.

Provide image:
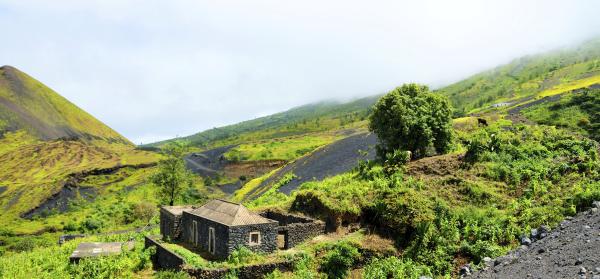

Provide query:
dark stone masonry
left=154, top=200, right=325, bottom=277
left=145, top=235, right=293, bottom=279
left=259, top=210, right=326, bottom=249
left=160, top=205, right=193, bottom=241
left=226, top=223, right=278, bottom=256
left=145, top=236, right=185, bottom=269
left=161, top=200, right=280, bottom=259
left=184, top=261, right=293, bottom=279
left=159, top=201, right=325, bottom=258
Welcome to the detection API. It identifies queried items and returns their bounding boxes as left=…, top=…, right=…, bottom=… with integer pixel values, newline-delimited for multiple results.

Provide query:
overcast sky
left=1, top=0, right=599, bottom=144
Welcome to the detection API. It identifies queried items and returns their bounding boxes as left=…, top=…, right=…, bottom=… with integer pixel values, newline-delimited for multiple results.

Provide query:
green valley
left=2, top=36, right=600, bottom=279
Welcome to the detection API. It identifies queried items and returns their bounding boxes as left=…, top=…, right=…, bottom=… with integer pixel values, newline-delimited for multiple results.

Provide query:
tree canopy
left=368, top=83, right=453, bottom=161
left=151, top=141, right=193, bottom=206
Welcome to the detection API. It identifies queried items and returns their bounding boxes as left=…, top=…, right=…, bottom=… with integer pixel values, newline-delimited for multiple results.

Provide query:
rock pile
left=469, top=202, right=600, bottom=279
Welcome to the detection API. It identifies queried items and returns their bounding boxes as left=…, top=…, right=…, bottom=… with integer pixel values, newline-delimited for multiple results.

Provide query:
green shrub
left=227, top=246, right=262, bottom=266
left=363, top=257, right=432, bottom=279
left=82, top=217, right=104, bottom=232
left=319, top=241, right=361, bottom=279
left=285, top=252, right=319, bottom=279
left=403, top=204, right=460, bottom=275
left=131, top=202, right=157, bottom=223
left=460, top=240, right=503, bottom=263
left=63, top=222, right=79, bottom=232
left=382, top=150, right=411, bottom=175
left=373, top=188, right=435, bottom=234
left=154, top=270, right=191, bottom=279
left=11, top=238, right=36, bottom=252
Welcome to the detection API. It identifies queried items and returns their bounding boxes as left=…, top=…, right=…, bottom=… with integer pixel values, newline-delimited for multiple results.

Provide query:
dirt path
left=470, top=204, right=600, bottom=279
left=184, top=145, right=236, bottom=178
left=185, top=145, right=286, bottom=195
left=184, top=156, right=218, bottom=175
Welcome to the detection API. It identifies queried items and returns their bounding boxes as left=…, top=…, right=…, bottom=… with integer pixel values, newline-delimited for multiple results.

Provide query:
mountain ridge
left=0, top=65, right=131, bottom=145
left=153, top=37, right=600, bottom=149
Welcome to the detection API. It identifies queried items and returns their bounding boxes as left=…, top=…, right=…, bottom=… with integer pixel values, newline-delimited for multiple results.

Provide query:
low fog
left=1, top=0, right=599, bottom=143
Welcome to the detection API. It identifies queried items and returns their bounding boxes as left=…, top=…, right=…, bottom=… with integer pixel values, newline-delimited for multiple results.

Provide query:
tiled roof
left=187, top=199, right=275, bottom=226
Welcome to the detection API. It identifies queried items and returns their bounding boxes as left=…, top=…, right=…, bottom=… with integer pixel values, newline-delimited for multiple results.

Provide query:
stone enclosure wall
left=184, top=261, right=293, bottom=279
left=260, top=211, right=326, bottom=249
left=144, top=236, right=184, bottom=270
left=145, top=235, right=292, bottom=279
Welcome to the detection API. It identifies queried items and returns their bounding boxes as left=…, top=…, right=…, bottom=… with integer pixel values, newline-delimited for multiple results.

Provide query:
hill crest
left=0, top=65, right=131, bottom=144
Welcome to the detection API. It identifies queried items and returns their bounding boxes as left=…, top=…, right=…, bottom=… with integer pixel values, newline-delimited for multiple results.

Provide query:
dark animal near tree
left=477, top=118, right=488, bottom=126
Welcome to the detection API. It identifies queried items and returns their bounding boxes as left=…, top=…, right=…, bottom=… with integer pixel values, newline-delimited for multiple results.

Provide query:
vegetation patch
left=224, top=135, right=337, bottom=162
left=523, top=88, right=600, bottom=140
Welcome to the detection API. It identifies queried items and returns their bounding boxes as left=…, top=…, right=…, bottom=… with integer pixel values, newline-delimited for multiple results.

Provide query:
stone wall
left=260, top=211, right=313, bottom=225
left=180, top=212, right=231, bottom=259
left=160, top=209, right=183, bottom=240
left=260, top=211, right=325, bottom=249
left=282, top=221, right=325, bottom=249
left=58, top=234, right=86, bottom=245
left=184, top=261, right=293, bottom=279
left=144, top=236, right=185, bottom=270
left=146, top=235, right=293, bottom=279
left=228, top=222, right=278, bottom=255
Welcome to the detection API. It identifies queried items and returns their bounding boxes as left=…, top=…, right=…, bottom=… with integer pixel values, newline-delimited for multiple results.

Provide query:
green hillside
left=2, top=38, right=600, bottom=279
left=153, top=39, right=600, bottom=152
left=149, top=95, right=380, bottom=149
left=0, top=67, right=162, bottom=237
left=438, top=38, right=600, bottom=114
left=0, top=65, right=131, bottom=144
left=522, top=87, right=600, bottom=140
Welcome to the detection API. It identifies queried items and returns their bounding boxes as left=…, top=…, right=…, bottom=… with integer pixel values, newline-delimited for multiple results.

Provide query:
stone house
left=160, top=205, right=194, bottom=240
left=161, top=199, right=278, bottom=259
left=160, top=200, right=326, bottom=260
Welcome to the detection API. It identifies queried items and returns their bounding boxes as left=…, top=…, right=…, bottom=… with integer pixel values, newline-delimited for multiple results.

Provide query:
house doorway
left=277, top=231, right=288, bottom=250
left=208, top=227, right=215, bottom=254
left=192, top=221, right=198, bottom=245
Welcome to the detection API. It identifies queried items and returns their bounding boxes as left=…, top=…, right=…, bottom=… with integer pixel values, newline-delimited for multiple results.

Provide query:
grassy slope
left=0, top=67, right=161, bottom=234
left=522, top=87, right=600, bottom=139
left=149, top=95, right=379, bottom=149
left=247, top=121, right=600, bottom=277
left=223, top=134, right=340, bottom=162
left=151, top=39, right=600, bottom=160
left=3, top=38, right=600, bottom=278
left=437, top=38, right=600, bottom=114
left=0, top=66, right=131, bottom=144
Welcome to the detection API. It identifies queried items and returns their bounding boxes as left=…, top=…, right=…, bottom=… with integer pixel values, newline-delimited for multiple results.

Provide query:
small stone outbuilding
left=160, top=205, right=195, bottom=240
left=163, top=200, right=278, bottom=259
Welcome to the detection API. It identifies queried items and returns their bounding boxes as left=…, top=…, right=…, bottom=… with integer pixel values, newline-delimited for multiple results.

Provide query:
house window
left=208, top=227, right=215, bottom=254
left=249, top=231, right=261, bottom=246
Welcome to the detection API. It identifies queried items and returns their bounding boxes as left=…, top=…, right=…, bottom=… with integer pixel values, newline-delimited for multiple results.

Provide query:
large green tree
left=369, top=83, right=453, bottom=161
left=151, top=141, right=193, bottom=206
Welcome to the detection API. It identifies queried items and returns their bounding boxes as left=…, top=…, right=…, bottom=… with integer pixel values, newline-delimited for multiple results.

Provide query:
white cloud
left=0, top=0, right=599, bottom=143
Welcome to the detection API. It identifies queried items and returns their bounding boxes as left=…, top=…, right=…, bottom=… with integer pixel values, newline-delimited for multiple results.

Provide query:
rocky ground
left=184, top=145, right=285, bottom=194
left=468, top=202, right=600, bottom=279
left=252, top=132, right=377, bottom=197
left=184, top=145, right=237, bottom=177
